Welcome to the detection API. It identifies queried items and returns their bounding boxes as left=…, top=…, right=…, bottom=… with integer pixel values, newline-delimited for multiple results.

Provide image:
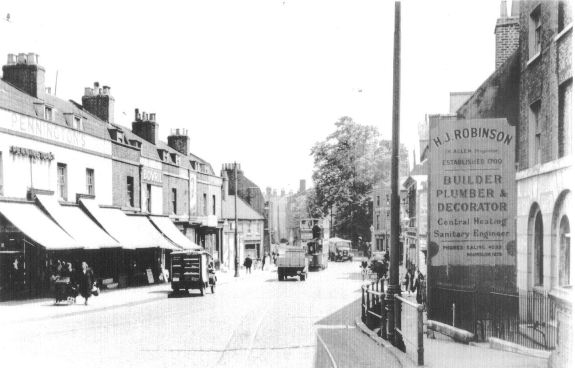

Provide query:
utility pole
left=385, top=1, right=403, bottom=346
left=234, top=162, right=239, bottom=277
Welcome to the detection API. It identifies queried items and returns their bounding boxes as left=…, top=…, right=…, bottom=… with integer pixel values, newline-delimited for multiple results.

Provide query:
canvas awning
left=0, top=201, right=81, bottom=250
left=149, top=216, right=201, bottom=250
left=79, top=199, right=177, bottom=250
left=126, top=215, right=180, bottom=250
left=35, top=195, right=120, bottom=249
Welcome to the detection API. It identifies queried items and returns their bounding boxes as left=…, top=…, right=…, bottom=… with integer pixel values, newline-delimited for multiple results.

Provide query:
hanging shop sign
left=9, top=146, right=54, bottom=161
left=428, top=118, right=516, bottom=266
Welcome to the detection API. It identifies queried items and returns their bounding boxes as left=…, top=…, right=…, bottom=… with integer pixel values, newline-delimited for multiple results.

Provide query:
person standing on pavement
left=78, top=262, right=95, bottom=305
left=261, top=253, right=266, bottom=270
left=243, top=256, right=252, bottom=274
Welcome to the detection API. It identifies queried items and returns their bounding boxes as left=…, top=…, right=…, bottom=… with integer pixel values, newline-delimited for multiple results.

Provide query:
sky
left=0, top=0, right=504, bottom=193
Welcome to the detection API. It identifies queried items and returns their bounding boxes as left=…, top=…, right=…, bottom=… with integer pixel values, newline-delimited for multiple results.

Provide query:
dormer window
left=74, top=116, right=83, bottom=130
left=190, top=161, right=197, bottom=170
left=45, top=106, right=53, bottom=121
left=170, top=153, right=177, bottom=164
left=117, top=131, right=124, bottom=143
left=158, top=149, right=169, bottom=162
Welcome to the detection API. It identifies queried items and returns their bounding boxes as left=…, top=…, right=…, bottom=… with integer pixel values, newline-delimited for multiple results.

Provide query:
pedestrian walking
left=243, top=256, right=252, bottom=274
left=414, top=270, right=425, bottom=304
left=262, top=253, right=266, bottom=270
left=78, top=261, right=95, bottom=305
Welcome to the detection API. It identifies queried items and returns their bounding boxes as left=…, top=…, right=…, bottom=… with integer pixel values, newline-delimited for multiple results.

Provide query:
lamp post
left=234, top=162, right=239, bottom=278
left=385, top=1, right=403, bottom=347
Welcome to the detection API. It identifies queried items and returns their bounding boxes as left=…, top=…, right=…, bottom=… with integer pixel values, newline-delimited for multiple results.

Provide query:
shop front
left=0, top=200, right=82, bottom=300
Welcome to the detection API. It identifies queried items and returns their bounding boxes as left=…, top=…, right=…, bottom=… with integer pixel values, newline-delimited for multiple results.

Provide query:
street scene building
left=0, top=1, right=572, bottom=368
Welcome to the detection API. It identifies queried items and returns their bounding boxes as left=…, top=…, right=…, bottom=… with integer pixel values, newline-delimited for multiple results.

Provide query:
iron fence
left=361, top=278, right=386, bottom=337
left=429, top=286, right=557, bottom=350
left=394, top=295, right=424, bottom=365
left=478, top=290, right=557, bottom=350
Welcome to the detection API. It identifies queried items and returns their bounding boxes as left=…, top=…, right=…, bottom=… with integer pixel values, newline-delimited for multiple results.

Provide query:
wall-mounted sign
left=9, top=145, right=54, bottom=161
left=142, top=167, right=162, bottom=185
left=428, top=118, right=516, bottom=266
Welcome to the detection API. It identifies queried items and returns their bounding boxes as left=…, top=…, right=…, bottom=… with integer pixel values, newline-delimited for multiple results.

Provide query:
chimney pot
left=27, top=53, right=37, bottom=65
left=17, top=53, right=26, bottom=64
left=7, top=53, right=16, bottom=65
left=84, top=87, right=92, bottom=96
left=94, top=82, right=99, bottom=88
left=149, top=113, right=156, bottom=122
left=102, top=86, right=110, bottom=95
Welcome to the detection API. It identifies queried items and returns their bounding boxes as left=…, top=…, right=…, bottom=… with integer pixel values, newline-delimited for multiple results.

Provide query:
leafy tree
left=309, top=116, right=409, bottom=246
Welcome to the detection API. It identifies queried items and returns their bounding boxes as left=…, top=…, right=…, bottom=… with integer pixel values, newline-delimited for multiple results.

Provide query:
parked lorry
left=277, top=245, right=308, bottom=281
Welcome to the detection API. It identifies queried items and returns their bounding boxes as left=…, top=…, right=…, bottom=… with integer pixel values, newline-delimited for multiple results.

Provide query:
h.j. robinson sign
left=428, top=118, right=516, bottom=266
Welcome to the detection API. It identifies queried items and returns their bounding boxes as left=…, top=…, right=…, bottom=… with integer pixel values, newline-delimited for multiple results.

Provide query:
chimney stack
left=82, top=81, right=115, bottom=123
left=494, top=0, right=519, bottom=69
left=132, top=108, right=158, bottom=145
left=167, top=128, right=190, bottom=155
left=2, top=52, right=45, bottom=98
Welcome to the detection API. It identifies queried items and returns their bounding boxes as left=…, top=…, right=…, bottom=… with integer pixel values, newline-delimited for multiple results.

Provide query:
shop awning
left=126, top=215, right=180, bottom=250
left=79, top=199, right=177, bottom=250
left=35, top=195, right=120, bottom=249
left=149, top=216, right=201, bottom=250
left=0, top=201, right=81, bottom=250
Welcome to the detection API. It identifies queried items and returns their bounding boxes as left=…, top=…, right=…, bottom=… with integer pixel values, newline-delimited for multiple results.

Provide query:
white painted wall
left=0, top=129, right=113, bottom=204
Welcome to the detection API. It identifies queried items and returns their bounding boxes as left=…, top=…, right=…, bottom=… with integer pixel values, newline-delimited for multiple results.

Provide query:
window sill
left=555, top=23, right=573, bottom=42
left=526, top=52, right=541, bottom=67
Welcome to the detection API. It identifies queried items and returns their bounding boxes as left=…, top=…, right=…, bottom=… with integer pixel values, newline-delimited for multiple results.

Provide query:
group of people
left=242, top=252, right=272, bottom=274
left=360, top=250, right=426, bottom=305
left=403, top=268, right=425, bottom=304
left=51, top=260, right=96, bottom=305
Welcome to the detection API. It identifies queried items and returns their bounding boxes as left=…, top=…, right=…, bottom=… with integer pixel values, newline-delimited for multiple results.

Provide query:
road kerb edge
left=355, top=318, right=417, bottom=368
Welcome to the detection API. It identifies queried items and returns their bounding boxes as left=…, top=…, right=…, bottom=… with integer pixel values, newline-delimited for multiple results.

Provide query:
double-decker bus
left=300, top=218, right=328, bottom=270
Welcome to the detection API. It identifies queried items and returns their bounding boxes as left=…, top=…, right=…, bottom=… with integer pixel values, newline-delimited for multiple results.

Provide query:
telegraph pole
left=385, top=1, right=403, bottom=346
left=234, top=162, right=239, bottom=277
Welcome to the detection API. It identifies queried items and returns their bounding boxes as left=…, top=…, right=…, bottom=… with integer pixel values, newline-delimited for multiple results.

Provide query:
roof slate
left=0, top=79, right=110, bottom=141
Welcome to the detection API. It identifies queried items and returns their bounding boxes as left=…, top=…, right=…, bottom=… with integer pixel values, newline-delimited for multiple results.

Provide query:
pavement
left=0, top=266, right=242, bottom=325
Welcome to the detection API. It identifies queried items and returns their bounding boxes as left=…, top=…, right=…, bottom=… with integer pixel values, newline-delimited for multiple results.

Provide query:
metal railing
left=394, top=295, right=424, bottom=366
left=430, top=286, right=558, bottom=350
left=361, top=278, right=386, bottom=337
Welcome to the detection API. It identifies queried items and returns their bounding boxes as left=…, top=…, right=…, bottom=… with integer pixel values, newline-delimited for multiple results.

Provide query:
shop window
left=86, top=168, right=95, bottom=196
left=534, top=210, right=544, bottom=286
left=559, top=215, right=571, bottom=286
left=559, top=79, right=572, bottom=158
left=57, top=163, right=67, bottom=201
left=529, top=5, right=542, bottom=58
left=530, top=100, right=542, bottom=165
left=126, top=176, right=134, bottom=207
left=212, top=194, right=216, bottom=215
left=146, top=184, right=152, bottom=213
left=171, top=188, right=177, bottom=214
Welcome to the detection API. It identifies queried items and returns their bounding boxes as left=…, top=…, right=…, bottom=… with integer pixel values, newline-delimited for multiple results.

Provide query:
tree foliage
left=309, top=116, right=409, bottom=245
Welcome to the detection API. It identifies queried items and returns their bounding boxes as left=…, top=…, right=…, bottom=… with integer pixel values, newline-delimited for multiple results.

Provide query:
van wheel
left=300, top=274, right=306, bottom=281
left=278, top=273, right=282, bottom=281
